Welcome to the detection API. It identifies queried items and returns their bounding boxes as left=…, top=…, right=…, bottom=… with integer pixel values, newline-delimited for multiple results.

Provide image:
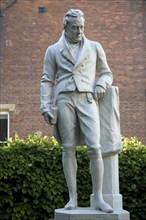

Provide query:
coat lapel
left=60, top=47, right=76, bottom=65
left=73, top=36, right=89, bottom=69
left=59, top=32, right=89, bottom=68
left=59, top=33, right=76, bottom=65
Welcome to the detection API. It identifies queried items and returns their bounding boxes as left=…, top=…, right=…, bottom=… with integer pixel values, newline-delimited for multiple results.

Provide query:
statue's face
left=65, top=16, right=84, bottom=43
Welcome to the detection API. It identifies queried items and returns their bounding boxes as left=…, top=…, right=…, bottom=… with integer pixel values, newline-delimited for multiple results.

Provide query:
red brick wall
left=1, top=0, right=146, bottom=143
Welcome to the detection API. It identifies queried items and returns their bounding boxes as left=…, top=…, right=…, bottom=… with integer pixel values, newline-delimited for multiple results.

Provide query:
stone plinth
left=89, top=154, right=129, bottom=220
left=55, top=155, right=130, bottom=220
left=90, top=155, right=123, bottom=210
left=103, top=154, right=122, bottom=210
left=55, top=207, right=130, bottom=220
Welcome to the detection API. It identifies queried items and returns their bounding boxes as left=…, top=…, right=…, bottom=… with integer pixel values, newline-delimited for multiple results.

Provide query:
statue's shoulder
left=46, top=41, right=59, bottom=52
left=45, top=41, right=60, bottom=57
left=91, top=40, right=102, bottom=50
left=85, top=38, right=102, bottom=50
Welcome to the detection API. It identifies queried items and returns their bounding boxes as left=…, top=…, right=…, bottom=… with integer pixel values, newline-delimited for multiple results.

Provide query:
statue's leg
left=89, top=149, right=113, bottom=213
left=62, top=147, right=77, bottom=210
left=76, top=96, right=113, bottom=212
left=56, top=93, right=78, bottom=210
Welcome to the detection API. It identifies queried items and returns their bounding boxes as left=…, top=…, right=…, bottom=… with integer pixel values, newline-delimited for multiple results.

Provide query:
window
left=0, top=112, right=9, bottom=144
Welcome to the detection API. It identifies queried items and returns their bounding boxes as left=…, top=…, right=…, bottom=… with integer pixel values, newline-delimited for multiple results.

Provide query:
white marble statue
left=40, top=9, right=114, bottom=213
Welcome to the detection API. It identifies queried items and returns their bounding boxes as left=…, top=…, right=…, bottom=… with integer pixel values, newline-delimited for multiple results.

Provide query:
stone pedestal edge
left=55, top=207, right=130, bottom=220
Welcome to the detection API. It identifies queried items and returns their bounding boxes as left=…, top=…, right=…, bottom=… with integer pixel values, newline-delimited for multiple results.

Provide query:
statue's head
left=63, top=9, right=85, bottom=43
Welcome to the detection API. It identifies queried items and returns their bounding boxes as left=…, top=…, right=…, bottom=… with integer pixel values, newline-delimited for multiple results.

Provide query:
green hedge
left=119, top=137, right=146, bottom=220
left=0, top=134, right=145, bottom=220
left=0, top=134, right=91, bottom=220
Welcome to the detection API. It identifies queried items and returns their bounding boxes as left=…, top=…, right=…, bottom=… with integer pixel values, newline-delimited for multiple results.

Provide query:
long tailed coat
left=40, top=32, right=121, bottom=156
left=41, top=32, right=113, bottom=113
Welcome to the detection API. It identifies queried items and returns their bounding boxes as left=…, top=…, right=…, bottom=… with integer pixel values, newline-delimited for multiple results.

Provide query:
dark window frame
left=0, top=112, right=10, bottom=144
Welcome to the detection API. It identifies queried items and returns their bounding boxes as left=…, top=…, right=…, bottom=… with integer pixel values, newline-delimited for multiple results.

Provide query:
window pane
left=0, top=114, right=8, bottom=142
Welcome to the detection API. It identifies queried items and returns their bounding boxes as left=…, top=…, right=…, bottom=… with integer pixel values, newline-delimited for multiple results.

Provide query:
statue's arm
left=40, top=46, right=57, bottom=124
left=94, top=43, right=113, bottom=100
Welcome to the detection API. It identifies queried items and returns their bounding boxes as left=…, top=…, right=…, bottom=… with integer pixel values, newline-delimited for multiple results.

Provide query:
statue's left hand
left=43, top=111, right=54, bottom=125
left=93, top=86, right=106, bottom=101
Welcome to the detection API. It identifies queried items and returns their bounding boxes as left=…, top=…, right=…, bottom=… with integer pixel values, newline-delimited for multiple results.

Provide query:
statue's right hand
left=43, top=111, right=54, bottom=125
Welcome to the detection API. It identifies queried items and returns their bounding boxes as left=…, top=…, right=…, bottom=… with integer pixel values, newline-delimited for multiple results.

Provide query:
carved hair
left=63, top=9, right=85, bottom=28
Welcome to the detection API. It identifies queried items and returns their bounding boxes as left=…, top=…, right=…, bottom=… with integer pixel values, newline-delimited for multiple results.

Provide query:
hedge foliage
left=0, top=134, right=145, bottom=220
left=119, top=137, right=146, bottom=220
left=0, top=134, right=91, bottom=220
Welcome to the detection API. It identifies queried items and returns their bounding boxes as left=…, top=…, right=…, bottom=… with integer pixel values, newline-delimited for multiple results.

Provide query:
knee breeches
left=56, top=91, right=101, bottom=158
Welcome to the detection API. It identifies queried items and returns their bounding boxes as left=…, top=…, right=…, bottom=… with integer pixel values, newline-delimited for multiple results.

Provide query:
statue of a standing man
left=40, top=9, right=113, bottom=213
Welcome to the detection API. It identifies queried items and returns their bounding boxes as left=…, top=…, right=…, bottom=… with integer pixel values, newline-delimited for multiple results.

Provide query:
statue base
left=55, top=207, right=130, bottom=220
